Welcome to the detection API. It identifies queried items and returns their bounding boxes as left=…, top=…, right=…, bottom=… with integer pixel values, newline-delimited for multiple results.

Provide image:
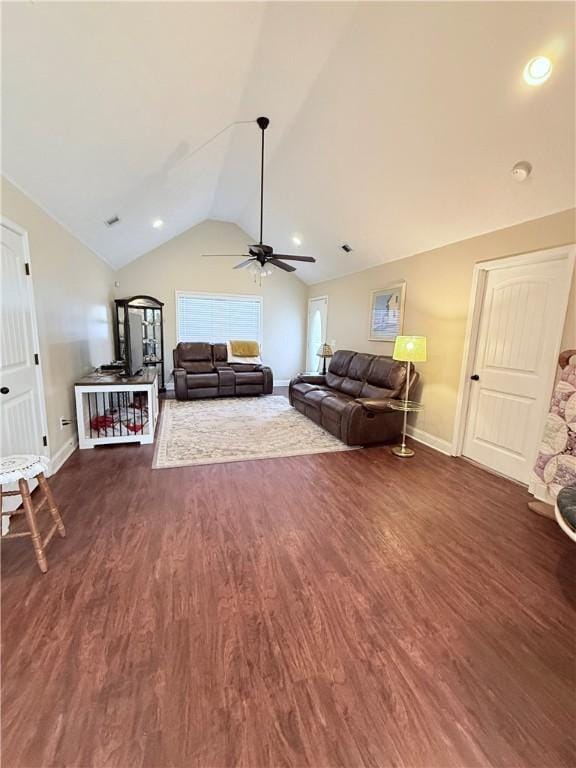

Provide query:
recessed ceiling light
left=523, top=56, right=552, bottom=85
left=152, top=219, right=164, bottom=229
left=511, top=160, right=533, bottom=182
left=292, top=235, right=302, bottom=247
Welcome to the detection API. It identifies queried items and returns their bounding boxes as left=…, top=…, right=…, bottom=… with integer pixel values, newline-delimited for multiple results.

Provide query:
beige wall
left=1, top=177, right=115, bottom=458
left=114, top=220, right=308, bottom=383
left=310, top=208, right=576, bottom=444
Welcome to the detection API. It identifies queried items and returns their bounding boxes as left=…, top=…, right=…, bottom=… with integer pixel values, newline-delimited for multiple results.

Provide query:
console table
left=74, top=369, right=159, bottom=449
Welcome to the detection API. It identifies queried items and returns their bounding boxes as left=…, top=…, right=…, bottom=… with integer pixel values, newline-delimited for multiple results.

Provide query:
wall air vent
left=341, top=243, right=353, bottom=253
left=105, top=215, right=120, bottom=227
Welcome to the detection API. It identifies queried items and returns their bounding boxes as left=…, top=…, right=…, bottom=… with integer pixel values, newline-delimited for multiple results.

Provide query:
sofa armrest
left=291, top=374, right=326, bottom=386
left=261, top=365, right=274, bottom=394
left=173, top=367, right=188, bottom=400
left=354, top=397, right=395, bottom=413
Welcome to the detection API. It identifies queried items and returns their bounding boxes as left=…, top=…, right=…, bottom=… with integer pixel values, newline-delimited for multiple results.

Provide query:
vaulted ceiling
left=2, top=1, right=574, bottom=283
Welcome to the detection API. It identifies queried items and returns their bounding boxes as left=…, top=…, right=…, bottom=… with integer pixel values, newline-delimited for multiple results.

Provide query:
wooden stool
left=0, top=455, right=66, bottom=573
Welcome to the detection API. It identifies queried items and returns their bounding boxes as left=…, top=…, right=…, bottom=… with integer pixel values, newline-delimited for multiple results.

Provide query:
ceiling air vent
left=105, top=215, right=120, bottom=227
left=341, top=243, right=353, bottom=253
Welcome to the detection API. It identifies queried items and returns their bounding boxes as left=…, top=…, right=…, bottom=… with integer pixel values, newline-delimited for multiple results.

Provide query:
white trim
left=528, top=478, right=555, bottom=505
left=406, top=425, right=452, bottom=456
left=174, top=289, right=263, bottom=346
left=451, top=244, right=576, bottom=464
left=1, top=216, right=50, bottom=456
left=2, top=173, right=115, bottom=269
left=48, top=437, right=78, bottom=476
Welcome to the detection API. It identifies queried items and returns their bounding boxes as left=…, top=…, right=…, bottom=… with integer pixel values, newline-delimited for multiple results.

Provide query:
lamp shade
left=392, top=335, right=427, bottom=362
left=317, top=343, right=334, bottom=358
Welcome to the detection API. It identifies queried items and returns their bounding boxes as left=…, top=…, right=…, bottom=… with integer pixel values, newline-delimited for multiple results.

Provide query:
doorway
left=1, top=219, right=48, bottom=529
left=454, top=245, right=575, bottom=484
left=306, top=296, right=328, bottom=372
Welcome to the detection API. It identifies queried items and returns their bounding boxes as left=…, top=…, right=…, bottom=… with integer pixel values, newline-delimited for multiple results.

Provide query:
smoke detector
left=511, top=161, right=532, bottom=182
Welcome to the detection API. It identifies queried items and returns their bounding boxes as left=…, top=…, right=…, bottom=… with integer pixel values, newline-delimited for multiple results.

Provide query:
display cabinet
left=114, top=295, right=165, bottom=391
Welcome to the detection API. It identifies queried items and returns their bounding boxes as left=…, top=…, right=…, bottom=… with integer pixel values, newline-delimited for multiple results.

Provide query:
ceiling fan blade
left=270, top=254, right=316, bottom=263
left=269, top=258, right=296, bottom=272
left=202, top=254, right=247, bottom=258
left=234, top=258, right=255, bottom=270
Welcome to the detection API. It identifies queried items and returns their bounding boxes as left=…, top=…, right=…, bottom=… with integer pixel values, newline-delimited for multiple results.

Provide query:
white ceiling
left=2, top=1, right=574, bottom=283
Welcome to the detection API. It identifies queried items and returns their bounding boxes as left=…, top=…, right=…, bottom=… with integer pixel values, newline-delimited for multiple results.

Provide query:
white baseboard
left=49, top=436, right=78, bottom=476
left=406, top=425, right=453, bottom=456
left=528, top=479, right=554, bottom=504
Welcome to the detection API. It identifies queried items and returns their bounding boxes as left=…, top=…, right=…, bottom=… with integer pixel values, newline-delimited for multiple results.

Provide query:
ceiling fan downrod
left=256, top=116, right=269, bottom=246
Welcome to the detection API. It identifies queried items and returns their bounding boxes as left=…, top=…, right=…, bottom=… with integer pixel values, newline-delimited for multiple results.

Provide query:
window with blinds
left=176, top=292, right=263, bottom=345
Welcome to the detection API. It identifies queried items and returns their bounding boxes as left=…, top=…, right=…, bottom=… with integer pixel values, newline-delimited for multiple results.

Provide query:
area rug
left=153, top=396, right=354, bottom=469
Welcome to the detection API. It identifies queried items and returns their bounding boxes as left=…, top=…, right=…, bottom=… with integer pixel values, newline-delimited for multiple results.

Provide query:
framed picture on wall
left=368, top=281, right=406, bottom=341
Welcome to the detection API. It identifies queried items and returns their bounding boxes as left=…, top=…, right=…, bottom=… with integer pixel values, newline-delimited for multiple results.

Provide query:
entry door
left=462, top=251, right=574, bottom=483
left=1, top=222, right=46, bottom=524
left=306, top=296, right=328, bottom=372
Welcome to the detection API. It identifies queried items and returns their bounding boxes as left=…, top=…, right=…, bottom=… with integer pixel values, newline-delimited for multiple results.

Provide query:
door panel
left=306, top=297, right=328, bottom=372
left=1, top=223, right=46, bottom=526
left=463, top=256, right=572, bottom=483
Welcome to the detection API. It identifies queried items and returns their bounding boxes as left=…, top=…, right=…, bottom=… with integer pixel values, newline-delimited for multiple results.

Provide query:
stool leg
left=37, top=473, right=66, bottom=538
left=19, top=478, right=48, bottom=573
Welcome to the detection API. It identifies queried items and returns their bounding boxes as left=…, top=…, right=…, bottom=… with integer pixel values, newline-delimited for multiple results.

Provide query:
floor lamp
left=391, top=335, right=427, bottom=457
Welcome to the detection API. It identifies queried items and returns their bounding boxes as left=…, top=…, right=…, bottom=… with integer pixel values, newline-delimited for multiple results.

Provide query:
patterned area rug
left=153, top=395, right=354, bottom=469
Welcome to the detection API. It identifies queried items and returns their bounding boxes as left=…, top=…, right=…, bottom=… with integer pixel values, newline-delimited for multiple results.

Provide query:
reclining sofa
left=289, top=349, right=418, bottom=446
left=173, top=342, right=273, bottom=400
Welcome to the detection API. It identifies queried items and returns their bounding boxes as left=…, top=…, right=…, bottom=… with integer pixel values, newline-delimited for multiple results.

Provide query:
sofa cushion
left=235, top=371, right=264, bottom=385
left=325, top=371, right=345, bottom=391
left=176, top=342, right=214, bottom=373
left=291, top=382, right=321, bottom=400
left=366, top=357, right=407, bottom=394
left=304, top=389, right=333, bottom=407
left=212, top=343, right=228, bottom=365
left=321, top=393, right=354, bottom=418
left=229, top=363, right=260, bottom=372
left=348, top=353, right=374, bottom=380
left=328, top=350, right=355, bottom=377
left=186, top=373, right=219, bottom=388
left=339, top=377, right=364, bottom=397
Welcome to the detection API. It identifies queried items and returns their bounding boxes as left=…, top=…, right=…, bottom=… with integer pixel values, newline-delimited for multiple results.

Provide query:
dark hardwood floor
left=1, top=432, right=574, bottom=767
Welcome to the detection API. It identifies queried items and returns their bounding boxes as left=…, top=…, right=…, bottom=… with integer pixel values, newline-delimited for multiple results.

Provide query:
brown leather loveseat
left=173, top=342, right=273, bottom=400
left=289, top=349, right=418, bottom=446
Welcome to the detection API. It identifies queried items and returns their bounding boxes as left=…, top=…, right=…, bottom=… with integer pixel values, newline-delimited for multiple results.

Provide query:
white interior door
left=1, top=221, right=47, bottom=527
left=306, top=296, right=328, bottom=372
left=462, top=249, right=574, bottom=483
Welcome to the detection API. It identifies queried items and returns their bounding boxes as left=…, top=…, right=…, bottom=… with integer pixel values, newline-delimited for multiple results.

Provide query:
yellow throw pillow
left=229, top=340, right=260, bottom=357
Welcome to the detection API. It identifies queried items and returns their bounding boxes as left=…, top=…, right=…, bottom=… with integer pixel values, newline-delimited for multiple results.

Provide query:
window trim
left=174, top=290, right=264, bottom=347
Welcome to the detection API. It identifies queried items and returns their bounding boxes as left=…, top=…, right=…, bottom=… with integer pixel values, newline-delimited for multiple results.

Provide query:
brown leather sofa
left=289, top=349, right=418, bottom=446
left=173, top=342, right=273, bottom=400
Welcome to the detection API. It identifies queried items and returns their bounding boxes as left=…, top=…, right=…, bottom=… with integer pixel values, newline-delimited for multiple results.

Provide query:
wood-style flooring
left=1, top=430, right=574, bottom=767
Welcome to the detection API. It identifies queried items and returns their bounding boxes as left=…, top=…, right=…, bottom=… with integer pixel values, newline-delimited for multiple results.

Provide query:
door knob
left=470, top=374, right=480, bottom=381
left=0, top=387, right=9, bottom=394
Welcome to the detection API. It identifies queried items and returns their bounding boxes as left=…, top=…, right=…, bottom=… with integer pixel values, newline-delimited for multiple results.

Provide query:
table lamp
left=317, top=343, right=334, bottom=375
left=391, top=335, right=427, bottom=457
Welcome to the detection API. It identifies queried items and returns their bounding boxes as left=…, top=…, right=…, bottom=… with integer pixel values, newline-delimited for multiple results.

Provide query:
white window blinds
left=176, top=292, right=262, bottom=344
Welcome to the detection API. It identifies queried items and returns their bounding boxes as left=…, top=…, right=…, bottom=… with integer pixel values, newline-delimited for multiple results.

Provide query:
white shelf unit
left=74, top=371, right=159, bottom=449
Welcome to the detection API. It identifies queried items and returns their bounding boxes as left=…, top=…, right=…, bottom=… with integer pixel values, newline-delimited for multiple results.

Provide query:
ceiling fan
left=203, top=116, right=316, bottom=276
